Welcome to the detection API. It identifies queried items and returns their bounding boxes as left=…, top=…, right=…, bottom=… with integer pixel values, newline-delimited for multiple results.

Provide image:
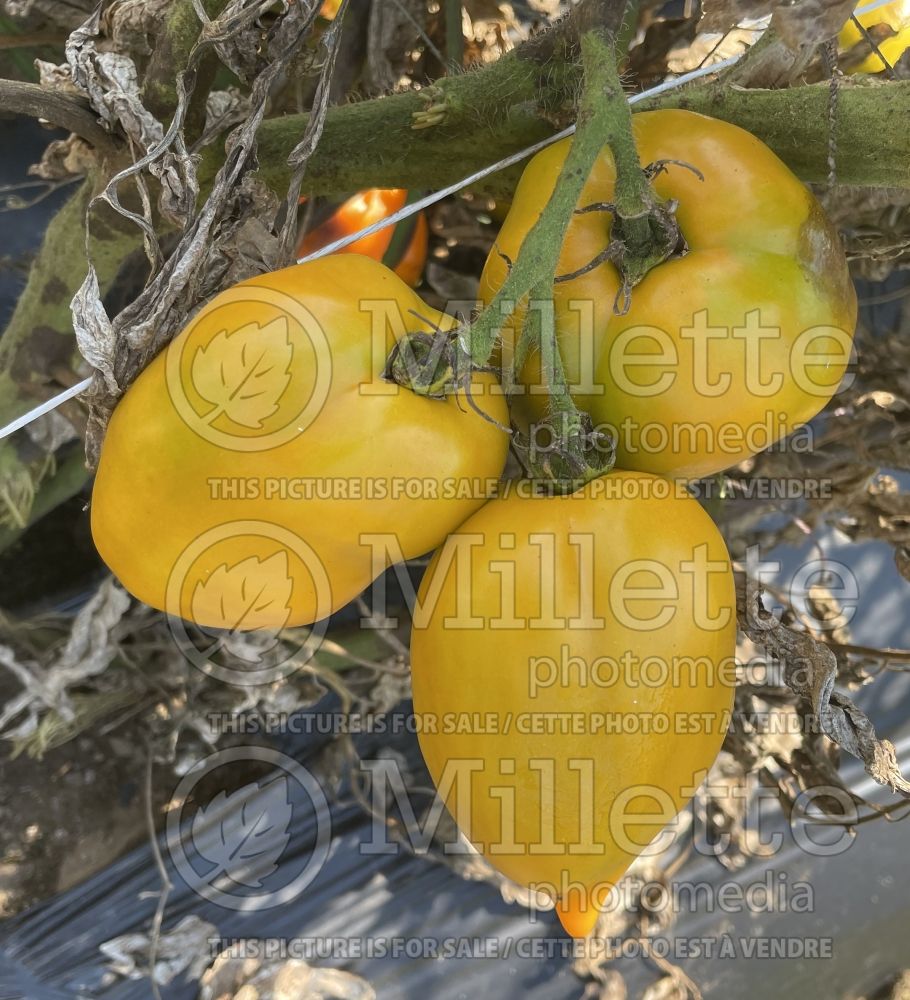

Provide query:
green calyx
left=512, top=411, right=616, bottom=492
left=382, top=330, right=460, bottom=399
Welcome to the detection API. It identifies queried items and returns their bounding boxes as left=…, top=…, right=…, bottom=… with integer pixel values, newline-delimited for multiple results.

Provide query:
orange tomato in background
left=298, top=189, right=430, bottom=287
left=319, top=0, right=342, bottom=19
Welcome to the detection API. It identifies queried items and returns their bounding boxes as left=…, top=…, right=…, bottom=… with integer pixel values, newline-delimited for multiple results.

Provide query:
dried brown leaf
left=771, top=0, right=855, bottom=51
left=737, top=575, right=910, bottom=796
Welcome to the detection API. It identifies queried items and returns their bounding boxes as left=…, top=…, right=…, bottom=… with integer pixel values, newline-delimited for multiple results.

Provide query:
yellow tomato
left=409, top=471, right=736, bottom=937
left=479, top=110, right=857, bottom=480
left=91, top=255, right=508, bottom=630
left=840, top=0, right=910, bottom=72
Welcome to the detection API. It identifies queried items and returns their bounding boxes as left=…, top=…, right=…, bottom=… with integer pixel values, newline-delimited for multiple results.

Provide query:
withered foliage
left=65, top=1, right=350, bottom=465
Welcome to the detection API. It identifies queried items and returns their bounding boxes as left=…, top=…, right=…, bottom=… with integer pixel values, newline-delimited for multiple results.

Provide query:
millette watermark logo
left=165, top=520, right=333, bottom=685
left=166, top=746, right=331, bottom=910
left=165, top=285, right=333, bottom=451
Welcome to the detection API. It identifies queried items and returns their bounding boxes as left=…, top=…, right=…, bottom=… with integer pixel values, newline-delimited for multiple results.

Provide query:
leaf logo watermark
left=165, top=284, right=333, bottom=452
left=167, top=747, right=331, bottom=911
left=191, top=552, right=294, bottom=634
left=166, top=521, right=332, bottom=686
left=192, top=777, right=292, bottom=889
left=191, top=318, right=293, bottom=430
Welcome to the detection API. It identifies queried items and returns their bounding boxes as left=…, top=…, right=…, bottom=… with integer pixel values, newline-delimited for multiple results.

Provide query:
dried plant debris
left=61, top=0, right=349, bottom=465
left=635, top=0, right=866, bottom=88
left=699, top=0, right=853, bottom=38
left=200, top=944, right=376, bottom=1000
left=737, top=575, right=910, bottom=796
left=569, top=817, right=702, bottom=998
left=771, top=0, right=855, bottom=53
left=820, top=185, right=910, bottom=280
left=0, top=577, right=130, bottom=745
left=698, top=0, right=775, bottom=33
left=730, top=307, right=910, bottom=562
left=364, top=0, right=432, bottom=92
left=28, top=132, right=97, bottom=181
left=0, top=574, right=413, bottom=773
left=101, top=915, right=218, bottom=988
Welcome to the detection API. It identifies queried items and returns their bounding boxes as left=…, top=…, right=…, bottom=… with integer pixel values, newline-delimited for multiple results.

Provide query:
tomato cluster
left=90, top=111, right=856, bottom=937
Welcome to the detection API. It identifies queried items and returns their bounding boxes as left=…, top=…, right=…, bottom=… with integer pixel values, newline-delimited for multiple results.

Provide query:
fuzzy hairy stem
left=463, top=30, right=631, bottom=369
left=207, top=63, right=563, bottom=197
left=588, top=40, right=682, bottom=291
left=457, top=29, right=631, bottom=486
left=644, top=78, right=910, bottom=188
left=199, top=0, right=632, bottom=196
left=237, top=78, right=910, bottom=197
left=604, top=58, right=652, bottom=253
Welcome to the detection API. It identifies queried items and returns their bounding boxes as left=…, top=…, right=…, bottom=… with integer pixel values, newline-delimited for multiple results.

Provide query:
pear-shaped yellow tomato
left=840, top=0, right=910, bottom=72
left=91, top=255, right=508, bottom=630
left=409, top=471, right=736, bottom=938
left=479, top=110, right=857, bottom=480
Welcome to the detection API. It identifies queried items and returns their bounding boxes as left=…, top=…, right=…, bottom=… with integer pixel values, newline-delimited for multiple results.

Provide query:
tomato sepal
left=511, top=410, right=616, bottom=492
left=382, top=330, right=462, bottom=399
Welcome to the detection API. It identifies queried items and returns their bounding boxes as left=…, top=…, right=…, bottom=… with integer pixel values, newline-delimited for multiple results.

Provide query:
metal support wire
left=1, top=50, right=756, bottom=443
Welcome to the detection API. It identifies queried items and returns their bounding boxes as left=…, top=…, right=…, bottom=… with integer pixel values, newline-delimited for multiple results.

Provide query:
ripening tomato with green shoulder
left=479, top=109, right=858, bottom=480
left=298, top=188, right=429, bottom=287
left=409, top=470, right=736, bottom=938
left=839, top=0, right=910, bottom=72
left=91, top=255, right=508, bottom=630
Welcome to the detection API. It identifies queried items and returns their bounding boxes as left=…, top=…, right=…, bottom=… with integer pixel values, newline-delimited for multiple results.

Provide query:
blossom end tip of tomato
left=555, top=897, right=600, bottom=939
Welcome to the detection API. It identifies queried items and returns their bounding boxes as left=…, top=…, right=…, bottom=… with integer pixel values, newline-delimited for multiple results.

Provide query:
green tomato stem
left=460, top=27, right=633, bottom=369
left=468, top=26, right=646, bottom=487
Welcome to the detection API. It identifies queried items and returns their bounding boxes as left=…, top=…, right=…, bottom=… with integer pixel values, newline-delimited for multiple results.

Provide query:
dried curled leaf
left=68, top=0, right=347, bottom=465
left=103, top=0, right=171, bottom=54
left=100, top=915, right=217, bottom=986
left=28, top=133, right=96, bottom=180
left=737, top=574, right=910, bottom=795
left=0, top=578, right=131, bottom=743
left=34, top=58, right=84, bottom=96
left=771, top=0, right=855, bottom=51
left=199, top=87, right=252, bottom=146
left=72, top=264, right=118, bottom=395
left=66, top=10, right=198, bottom=227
